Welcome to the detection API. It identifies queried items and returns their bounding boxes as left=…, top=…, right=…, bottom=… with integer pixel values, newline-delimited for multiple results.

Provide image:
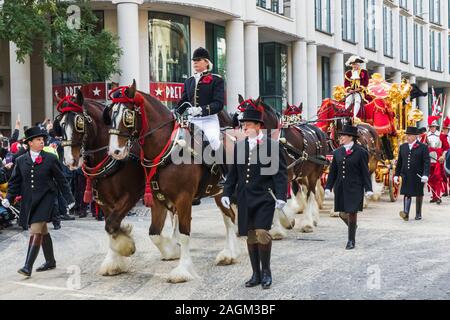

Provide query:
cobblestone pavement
left=1, top=193, right=450, bottom=300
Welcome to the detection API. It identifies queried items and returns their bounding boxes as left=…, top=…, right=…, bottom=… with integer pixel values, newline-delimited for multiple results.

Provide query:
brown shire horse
left=235, top=96, right=328, bottom=234
left=105, top=81, right=240, bottom=283
left=54, top=91, right=146, bottom=276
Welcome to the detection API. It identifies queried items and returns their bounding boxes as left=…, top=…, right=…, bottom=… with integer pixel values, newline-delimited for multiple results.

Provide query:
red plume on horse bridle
left=237, top=99, right=264, bottom=113
left=56, top=95, right=83, bottom=114
left=109, top=86, right=144, bottom=108
left=283, top=103, right=303, bottom=116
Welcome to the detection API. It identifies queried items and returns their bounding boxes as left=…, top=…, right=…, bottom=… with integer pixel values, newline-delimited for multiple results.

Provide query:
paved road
left=1, top=193, right=450, bottom=300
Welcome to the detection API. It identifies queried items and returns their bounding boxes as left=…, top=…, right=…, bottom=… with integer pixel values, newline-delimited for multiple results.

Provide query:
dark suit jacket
left=223, top=137, right=288, bottom=236
left=394, top=142, right=430, bottom=196
left=7, top=150, right=74, bottom=227
left=325, top=143, right=372, bottom=213
left=177, top=73, right=224, bottom=117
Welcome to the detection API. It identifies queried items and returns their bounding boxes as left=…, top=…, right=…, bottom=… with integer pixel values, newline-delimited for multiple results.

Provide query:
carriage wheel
left=388, top=169, right=400, bottom=202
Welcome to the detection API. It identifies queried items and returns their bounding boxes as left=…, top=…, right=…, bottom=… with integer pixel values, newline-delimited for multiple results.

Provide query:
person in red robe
left=344, top=56, right=369, bottom=122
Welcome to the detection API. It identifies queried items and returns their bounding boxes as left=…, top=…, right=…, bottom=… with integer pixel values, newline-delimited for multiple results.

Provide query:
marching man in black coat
left=325, top=125, right=373, bottom=250
left=2, top=126, right=75, bottom=277
left=221, top=106, right=288, bottom=289
left=394, top=126, right=430, bottom=221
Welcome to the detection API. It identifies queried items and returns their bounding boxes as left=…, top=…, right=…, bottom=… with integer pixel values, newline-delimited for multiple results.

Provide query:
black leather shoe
left=36, top=234, right=56, bottom=272
left=245, top=272, right=261, bottom=287
left=192, top=199, right=201, bottom=206
left=430, top=198, right=437, bottom=203
left=261, top=269, right=272, bottom=289
left=53, top=224, right=61, bottom=230
left=345, top=240, right=355, bottom=250
left=415, top=215, right=422, bottom=221
left=78, top=211, right=88, bottom=218
left=61, top=214, right=75, bottom=221
left=437, top=199, right=442, bottom=205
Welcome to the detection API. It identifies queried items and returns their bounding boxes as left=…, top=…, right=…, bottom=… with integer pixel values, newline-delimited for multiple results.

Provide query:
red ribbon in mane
left=283, top=104, right=303, bottom=116
left=109, top=86, right=148, bottom=145
left=56, top=95, right=83, bottom=114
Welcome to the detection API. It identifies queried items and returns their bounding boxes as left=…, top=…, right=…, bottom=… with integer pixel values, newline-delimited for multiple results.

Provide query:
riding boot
left=346, top=214, right=357, bottom=250
left=18, top=234, right=42, bottom=277
left=258, top=240, right=272, bottom=289
left=245, top=243, right=261, bottom=287
left=415, top=196, right=423, bottom=220
left=400, top=196, right=412, bottom=221
left=36, top=234, right=56, bottom=272
left=339, top=212, right=349, bottom=226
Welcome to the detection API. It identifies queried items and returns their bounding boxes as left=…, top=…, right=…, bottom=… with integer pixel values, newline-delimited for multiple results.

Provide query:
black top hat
left=24, top=126, right=48, bottom=143
left=192, top=47, right=211, bottom=61
left=338, top=125, right=359, bottom=137
left=239, top=108, right=264, bottom=124
left=406, top=126, right=421, bottom=135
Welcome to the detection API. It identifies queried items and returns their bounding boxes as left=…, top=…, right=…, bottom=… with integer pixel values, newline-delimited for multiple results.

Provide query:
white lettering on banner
left=165, top=85, right=182, bottom=100
left=65, top=86, right=83, bottom=96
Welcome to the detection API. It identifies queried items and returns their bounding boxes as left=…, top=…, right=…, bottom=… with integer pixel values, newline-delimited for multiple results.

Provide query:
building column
left=374, top=65, right=385, bottom=79
left=409, top=75, right=417, bottom=109
left=9, top=42, right=32, bottom=129
left=392, top=71, right=402, bottom=84
left=113, top=0, right=143, bottom=89
left=306, top=43, right=318, bottom=119
left=138, top=9, right=150, bottom=94
left=244, top=24, right=259, bottom=99
left=292, top=40, right=308, bottom=110
left=226, top=19, right=245, bottom=112
left=43, top=63, right=53, bottom=120
left=418, top=80, right=429, bottom=127
left=330, top=51, right=344, bottom=91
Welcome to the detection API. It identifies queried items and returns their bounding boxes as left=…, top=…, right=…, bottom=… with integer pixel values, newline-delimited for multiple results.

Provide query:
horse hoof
left=215, top=249, right=238, bottom=266
left=269, top=228, right=286, bottom=240
left=300, top=225, right=314, bottom=233
left=99, top=252, right=129, bottom=276
left=167, top=266, right=198, bottom=283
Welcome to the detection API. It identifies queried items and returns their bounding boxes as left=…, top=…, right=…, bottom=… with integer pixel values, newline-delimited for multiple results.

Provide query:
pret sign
left=150, top=82, right=184, bottom=102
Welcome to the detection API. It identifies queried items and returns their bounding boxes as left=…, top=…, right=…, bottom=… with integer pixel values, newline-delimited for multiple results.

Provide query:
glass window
left=256, top=0, right=290, bottom=16
left=414, top=23, right=424, bottom=67
left=383, top=6, right=393, bottom=57
left=342, top=0, right=356, bottom=43
left=429, top=0, right=441, bottom=25
left=259, top=43, right=287, bottom=112
left=400, top=15, right=408, bottom=63
left=399, top=0, right=408, bottom=9
left=148, top=12, right=190, bottom=84
left=315, top=0, right=331, bottom=33
left=364, top=0, right=376, bottom=50
left=322, top=57, right=331, bottom=99
left=413, top=0, right=424, bottom=17
left=430, top=29, right=442, bottom=71
left=205, top=23, right=227, bottom=79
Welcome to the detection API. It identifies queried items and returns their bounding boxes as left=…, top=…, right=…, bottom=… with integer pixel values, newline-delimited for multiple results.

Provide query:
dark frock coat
left=325, top=144, right=372, bottom=213
left=394, top=142, right=430, bottom=197
left=223, top=137, right=288, bottom=236
left=177, top=73, right=224, bottom=116
left=6, top=151, right=75, bottom=227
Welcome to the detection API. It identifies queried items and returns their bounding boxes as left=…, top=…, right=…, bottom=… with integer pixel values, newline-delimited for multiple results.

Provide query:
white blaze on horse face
left=61, top=114, right=76, bottom=169
left=108, top=103, right=127, bottom=159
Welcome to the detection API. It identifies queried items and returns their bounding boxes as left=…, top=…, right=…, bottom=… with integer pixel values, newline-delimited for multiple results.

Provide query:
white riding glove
left=324, top=189, right=332, bottom=199
left=365, top=191, right=374, bottom=197
left=221, top=196, right=231, bottom=209
left=275, top=200, right=286, bottom=210
left=188, top=107, right=203, bottom=117
left=2, top=198, right=10, bottom=209
left=421, top=176, right=429, bottom=183
left=394, top=176, right=399, bottom=185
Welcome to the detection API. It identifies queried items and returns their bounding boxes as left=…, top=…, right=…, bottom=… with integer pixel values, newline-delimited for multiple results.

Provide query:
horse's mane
left=139, top=91, right=172, bottom=113
left=261, top=100, right=281, bottom=119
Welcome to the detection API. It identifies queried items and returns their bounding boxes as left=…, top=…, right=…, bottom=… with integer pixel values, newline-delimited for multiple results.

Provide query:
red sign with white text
left=53, top=82, right=108, bottom=103
left=150, top=82, right=184, bottom=102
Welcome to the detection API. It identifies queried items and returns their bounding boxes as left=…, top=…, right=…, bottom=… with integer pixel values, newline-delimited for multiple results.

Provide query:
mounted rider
left=344, top=55, right=369, bottom=123
left=177, top=47, right=224, bottom=151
